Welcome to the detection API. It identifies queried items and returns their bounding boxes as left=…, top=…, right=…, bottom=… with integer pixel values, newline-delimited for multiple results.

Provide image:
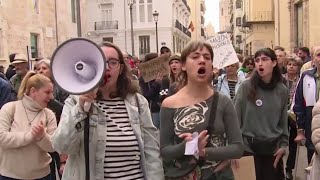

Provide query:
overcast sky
left=204, top=0, right=219, bottom=32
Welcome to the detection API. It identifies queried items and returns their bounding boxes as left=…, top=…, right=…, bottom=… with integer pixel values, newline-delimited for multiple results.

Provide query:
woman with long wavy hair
left=234, top=48, right=289, bottom=180
left=52, top=42, right=164, bottom=180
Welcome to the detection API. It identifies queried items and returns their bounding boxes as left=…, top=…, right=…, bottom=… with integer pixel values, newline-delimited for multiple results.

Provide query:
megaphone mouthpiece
left=51, top=38, right=106, bottom=95
left=75, top=61, right=97, bottom=81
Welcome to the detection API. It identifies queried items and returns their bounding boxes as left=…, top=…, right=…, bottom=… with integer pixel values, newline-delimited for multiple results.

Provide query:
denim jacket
left=216, top=74, right=243, bottom=99
left=52, top=93, right=164, bottom=180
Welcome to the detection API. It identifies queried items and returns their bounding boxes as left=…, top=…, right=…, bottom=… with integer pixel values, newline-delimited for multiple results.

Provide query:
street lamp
left=128, top=0, right=134, bottom=56
left=153, top=10, right=159, bottom=54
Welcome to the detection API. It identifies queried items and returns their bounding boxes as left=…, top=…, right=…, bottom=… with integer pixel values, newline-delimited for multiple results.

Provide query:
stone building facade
left=0, top=0, right=85, bottom=67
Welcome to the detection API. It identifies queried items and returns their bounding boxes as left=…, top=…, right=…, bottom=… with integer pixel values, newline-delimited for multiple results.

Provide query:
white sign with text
left=207, top=33, right=239, bottom=69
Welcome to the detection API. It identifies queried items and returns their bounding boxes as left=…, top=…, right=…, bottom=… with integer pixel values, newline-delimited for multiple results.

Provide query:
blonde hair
left=18, top=71, right=52, bottom=99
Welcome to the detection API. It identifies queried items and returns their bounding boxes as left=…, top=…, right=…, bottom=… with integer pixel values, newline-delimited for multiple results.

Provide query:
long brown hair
left=248, top=48, right=282, bottom=103
left=99, top=42, right=139, bottom=99
left=18, top=71, right=52, bottom=99
left=176, top=40, right=214, bottom=90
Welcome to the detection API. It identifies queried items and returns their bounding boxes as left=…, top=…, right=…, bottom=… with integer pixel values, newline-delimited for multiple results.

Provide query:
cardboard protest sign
left=207, top=33, right=239, bottom=69
left=232, top=156, right=256, bottom=180
left=138, top=55, right=170, bottom=82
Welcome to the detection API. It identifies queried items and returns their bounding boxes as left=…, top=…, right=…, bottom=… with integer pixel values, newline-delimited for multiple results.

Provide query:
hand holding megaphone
left=79, top=91, right=97, bottom=112
left=50, top=38, right=107, bottom=112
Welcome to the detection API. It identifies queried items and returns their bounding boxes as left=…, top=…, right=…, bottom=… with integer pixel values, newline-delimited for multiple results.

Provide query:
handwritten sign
left=232, top=156, right=256, bottom=180
left=138, top=55, right=170, bottom=82
left=207, top=33, right=239, bottom=69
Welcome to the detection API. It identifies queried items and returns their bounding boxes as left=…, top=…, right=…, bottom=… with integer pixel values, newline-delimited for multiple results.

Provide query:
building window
left=32, top=0, right=39, bottom=14
left=176, top=7, right=178, bottom=20
left=71, top=0, right=76, bottom=23
left=236, top=17, right=241, bottom=26
left=173, top=36, right=175, bottom=53
left=221, top=8, right=223, bottom=16
left=132, top=0, right=137, bottom=23
left=101, top=4, right=112, bottom=22
left=139, top=35, right=150, bottom=56
left=30, top=33, right=39, bottom=58
left=139, top=0, right=145, bottom=22
left=102, top=37, right=113, bottom=43
left=236, top=35, right=242, bottom=44
left=147, top=0, right=152, bottom=22
left=236, top=0, right=242, bottom=9
left=295, top=3, right=303, bottom=47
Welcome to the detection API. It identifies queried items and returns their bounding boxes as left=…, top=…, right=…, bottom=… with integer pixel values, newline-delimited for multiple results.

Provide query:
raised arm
left=52, top=95, right=87, bottom=155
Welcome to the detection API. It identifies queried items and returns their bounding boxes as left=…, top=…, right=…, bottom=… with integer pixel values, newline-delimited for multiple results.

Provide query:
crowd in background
left=0, top=41, right=320, bottom=180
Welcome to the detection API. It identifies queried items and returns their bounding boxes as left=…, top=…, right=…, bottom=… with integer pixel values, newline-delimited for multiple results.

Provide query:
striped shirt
left=97, top=98, right=144, bottom=180
left=228, top=80, right=237, bottom=100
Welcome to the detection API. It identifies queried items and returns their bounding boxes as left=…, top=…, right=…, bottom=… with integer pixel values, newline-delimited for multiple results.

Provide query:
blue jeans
left=0, top=174, right=51, bottom=180
left=151, top=112, right=160, bottom=129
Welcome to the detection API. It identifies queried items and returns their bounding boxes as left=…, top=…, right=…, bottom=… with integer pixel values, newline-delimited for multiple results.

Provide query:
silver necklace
left=21, top=101, right=41, bottom=126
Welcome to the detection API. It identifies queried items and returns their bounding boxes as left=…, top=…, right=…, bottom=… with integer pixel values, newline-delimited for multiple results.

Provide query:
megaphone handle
left=83, top=88, right=99, bottom=112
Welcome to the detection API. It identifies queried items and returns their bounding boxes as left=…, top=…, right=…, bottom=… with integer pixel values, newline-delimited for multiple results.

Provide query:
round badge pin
left=256, top=99, right=263, bottom=107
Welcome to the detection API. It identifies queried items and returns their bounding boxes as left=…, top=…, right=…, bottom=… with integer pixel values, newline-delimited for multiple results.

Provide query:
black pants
left=254, top=155, right=284, bottom=180
left=49, top=152, right=61, bottom=180
left=0, top=174, right=50, bottom=180
left=286, top=119, right=297, bottom=172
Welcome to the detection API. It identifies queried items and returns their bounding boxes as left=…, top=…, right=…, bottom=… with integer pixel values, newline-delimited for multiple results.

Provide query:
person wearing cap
left=139, top=52, right=163, bottom=129
left=5, top=53, right=17, bottom=80
left=9, top=53, right=29, bottom=96
left=159, top=54, right=182, bottom=102
left=160, top=46, right=171, bottom=57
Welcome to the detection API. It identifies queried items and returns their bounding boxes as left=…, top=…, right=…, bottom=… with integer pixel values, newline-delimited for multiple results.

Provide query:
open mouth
left=258, top=68, right=264, bottom=72
left=172, top=67, right=177, bottom=71
left=101, top=74, right=111, bottom=86
left=198, top=67, right=206, bottom=75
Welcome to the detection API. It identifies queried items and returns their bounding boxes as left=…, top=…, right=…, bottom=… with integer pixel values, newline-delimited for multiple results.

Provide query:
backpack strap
left=207, top=92, right=219, bottom=135
left=84, top=113, right=90, bottom=180
left=135, top=94, right=141, bottom=114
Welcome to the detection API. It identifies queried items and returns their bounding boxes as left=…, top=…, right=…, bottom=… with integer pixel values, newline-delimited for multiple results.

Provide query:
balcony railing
left=182, top=0, right=191, bottom=12
left=94, top=21, right=119, bottom=30
left=175, top=20, right=191, bottom=38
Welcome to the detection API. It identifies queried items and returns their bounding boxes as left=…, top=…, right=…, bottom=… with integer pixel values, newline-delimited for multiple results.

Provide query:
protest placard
left=232, top=156, right=256, bottom=180
left=207, top=33, right=239, bottom=69
left=137, top=55, right=170, bottom=82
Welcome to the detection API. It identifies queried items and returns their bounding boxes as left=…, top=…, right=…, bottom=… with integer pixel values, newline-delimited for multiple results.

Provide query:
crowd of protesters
left=0, top=41, right=320, bottom=180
